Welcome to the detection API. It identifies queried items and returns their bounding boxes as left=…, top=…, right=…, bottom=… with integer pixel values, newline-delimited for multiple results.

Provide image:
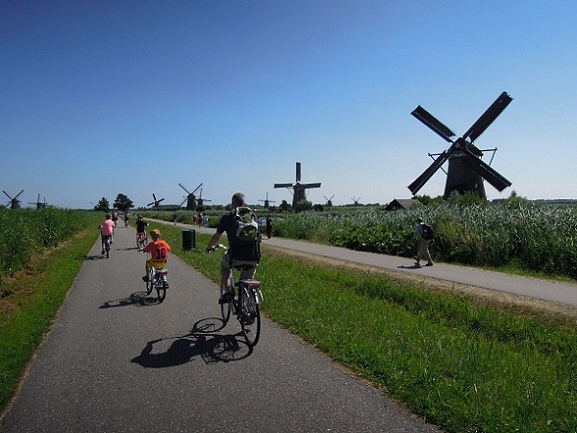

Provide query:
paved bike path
left=186, top=223, right=577, bottom=308
left=0, top=224, right=438, bottom=432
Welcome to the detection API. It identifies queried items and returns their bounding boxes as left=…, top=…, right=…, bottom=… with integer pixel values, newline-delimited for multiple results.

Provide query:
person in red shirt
left=99, top=214, right=116, bottom=258
left=142, top=229, right=171, bottom=281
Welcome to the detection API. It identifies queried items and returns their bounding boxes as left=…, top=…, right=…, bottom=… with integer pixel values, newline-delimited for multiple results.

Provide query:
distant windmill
left=351, top=197, right=361, bottom=206
left=147, top=193, right=165, bottom=208
left=28, top=193, right=48, bottom=209
left=259, top=192, right=276, bottom=209
left=409, top=91, right=513, bottom=199
left=274, top=162, right=321, bottom=208
left=179, top=182, right=202, bottom=211
left=3, top=190, right=24, bottom=209
left=197, top=188, right=211, bottom=206
left=323, top=195, right=334, bottom=207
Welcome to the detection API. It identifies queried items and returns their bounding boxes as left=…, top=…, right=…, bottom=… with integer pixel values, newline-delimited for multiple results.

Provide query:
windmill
left=409, top=91, right=513, bottom=200
left=197, top=188, right=211, bottom=206
left=274, top=162, right=321, bottom=208
left=3, top=190, right=24, bottom=209
left=259, top=192, right=276, bottom=209
left=324, top=195, right=335, bottom=207
left=179, top=183, right=202, bottom=210
left=29, top=193, right=48, bottom=209
left=147, top=193, right=165, bottom=208
left=351, top=197, right=361, bottom=206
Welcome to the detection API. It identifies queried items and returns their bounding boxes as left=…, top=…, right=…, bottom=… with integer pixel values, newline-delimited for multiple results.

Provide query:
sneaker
left=101, top=250, right=105, bottom=255
left=425, top=263, right=434, bottom=267
left=219, top=291, right=233, bottom=304
left=142, top=275, right=149, bottom=282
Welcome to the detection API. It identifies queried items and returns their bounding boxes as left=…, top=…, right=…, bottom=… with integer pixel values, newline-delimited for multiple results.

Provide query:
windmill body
left=179, top=183, right=202, bottom=211
left=147, top=193, right=165, bottom=208
left=3, top=190, right=24, bottom=209
left=409, top=91, right=513, bottom=200
left=274, top=162, right=321, bottom=208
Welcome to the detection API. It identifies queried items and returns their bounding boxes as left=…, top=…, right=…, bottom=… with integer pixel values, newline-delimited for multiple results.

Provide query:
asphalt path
left=189, top=223, right=577, bottom=308
left=0, top=224, right=439, bottom=433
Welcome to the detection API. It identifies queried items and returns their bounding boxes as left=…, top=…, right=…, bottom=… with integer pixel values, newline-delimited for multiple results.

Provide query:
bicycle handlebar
left=207, top=243, right=228, bottom=254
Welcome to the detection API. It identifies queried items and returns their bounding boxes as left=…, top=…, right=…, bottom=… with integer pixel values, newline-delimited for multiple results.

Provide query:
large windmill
left=29, top=193, right=48, bottom=209
left=147, top=193, right=165, bottom=208
left=3, top=190, right=24, bottom=209
left=274, top=162, right=321, bottom=208
left=179, top=183, right=202, bottom=210
left=259, top=192, right=276, bottom=209
left=409, top=91, right=513, bottom=200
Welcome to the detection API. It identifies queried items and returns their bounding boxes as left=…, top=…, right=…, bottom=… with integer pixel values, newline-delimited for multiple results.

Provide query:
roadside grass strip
left=0, top=212, right=101, bottom=414
left=171, top=227, right=577, bottom=433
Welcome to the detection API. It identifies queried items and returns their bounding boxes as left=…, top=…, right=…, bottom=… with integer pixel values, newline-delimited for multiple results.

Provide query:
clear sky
left=2, top=0, right=576, bottom=209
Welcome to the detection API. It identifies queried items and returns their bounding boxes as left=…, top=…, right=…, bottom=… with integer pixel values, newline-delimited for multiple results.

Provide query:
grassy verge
left=0, top=214, right=101, bottom=414
left=156, top=224, right=577, bottom=433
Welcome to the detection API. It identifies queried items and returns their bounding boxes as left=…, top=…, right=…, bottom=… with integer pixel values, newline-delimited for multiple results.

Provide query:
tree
left=114, top=193, right=134, bottom=212
left=94, top=197, right=110, bottom=212
left=295, top=199, right=313, bottom=212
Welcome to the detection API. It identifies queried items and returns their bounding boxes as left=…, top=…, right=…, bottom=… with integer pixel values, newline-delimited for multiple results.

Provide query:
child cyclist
left=135, top=215, right=148, bottom=246
left=142, top=229, right=171, bottom=283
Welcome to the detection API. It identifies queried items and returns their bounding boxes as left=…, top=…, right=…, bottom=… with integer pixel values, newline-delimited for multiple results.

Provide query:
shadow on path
left=130, top=317, right=253, bottom=367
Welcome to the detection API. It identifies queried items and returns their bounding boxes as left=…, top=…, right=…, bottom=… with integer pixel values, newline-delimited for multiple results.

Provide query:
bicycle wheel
left=220, top=287, right=232, bottom=324
left=146, top=271, right=154, bottom=295
left=239, top=285, right=260, bottom=346
left=156, top=280, right=167, bottom=303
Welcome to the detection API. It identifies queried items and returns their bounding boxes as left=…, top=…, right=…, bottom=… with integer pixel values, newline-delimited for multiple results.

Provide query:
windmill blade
left=14, top=190, right=24, bottom=199
left=157, top=198, right=165, bottom=204
left=463, top=91, right=513, bottom=142
left=296, top=162, right=301, bottom=182
left=3, top=190, right=12, bottom=199
left=147, top=201, right=155, bottom=207
left=179, top=197, right=187, bottom=207
left=408, top=151, right=451, bottom=195
left=179, top=183, right=190, bottom=193
left=192, top=183, right=203, bottom=194
left=300, top=183, right=321, bottom=188
left=458, top=148, right=512, bottom=192
left=274, top=183, right=293, bottom=188
left=411, top=106, right=456, bottom=143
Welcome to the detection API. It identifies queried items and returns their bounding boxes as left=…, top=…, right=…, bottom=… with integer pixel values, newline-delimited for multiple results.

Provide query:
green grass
left=162, top=225, right=577, bottom=433
left=0, top=212, right=101, bottom=413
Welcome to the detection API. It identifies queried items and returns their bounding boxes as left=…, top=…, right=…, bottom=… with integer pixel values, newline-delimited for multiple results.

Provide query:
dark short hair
left=416, top=217, right=423, bottom=223
left=231, top=192, right=245, bottom=207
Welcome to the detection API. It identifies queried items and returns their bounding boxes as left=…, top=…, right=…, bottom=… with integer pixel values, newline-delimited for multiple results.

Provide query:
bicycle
left=101, top=233, right=111, bottom=258
left=136, top=232, right=148, bottom=250
left=209, top=244, right=263, bottom=347
left=145, top=265, right=168, bottom=303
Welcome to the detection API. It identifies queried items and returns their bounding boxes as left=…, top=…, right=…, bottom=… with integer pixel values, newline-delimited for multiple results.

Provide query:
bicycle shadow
left=99, top=291, right=163, bottom=308
left=130, top=317, right=253, bottom=368
left=85, top=254, right=108, bottom=261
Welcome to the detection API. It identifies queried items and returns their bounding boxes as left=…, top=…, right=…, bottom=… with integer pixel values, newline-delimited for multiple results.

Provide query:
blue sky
left=2, top=0, right=576, bottom=209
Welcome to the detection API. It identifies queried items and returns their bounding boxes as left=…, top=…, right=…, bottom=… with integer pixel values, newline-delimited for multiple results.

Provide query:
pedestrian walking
left=413, top=217, right=434, bottom=267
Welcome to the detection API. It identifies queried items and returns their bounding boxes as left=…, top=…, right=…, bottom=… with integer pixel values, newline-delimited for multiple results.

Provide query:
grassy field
left=2, top=211, right=577, bottom=432
left=162, top=225, right=576, bottom=433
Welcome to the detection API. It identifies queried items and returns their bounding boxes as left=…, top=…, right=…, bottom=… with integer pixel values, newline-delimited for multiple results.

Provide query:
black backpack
left=422, top=223, right=435, bottom=240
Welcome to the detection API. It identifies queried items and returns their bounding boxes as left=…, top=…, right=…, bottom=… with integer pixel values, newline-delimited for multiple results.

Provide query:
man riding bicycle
left=206, top=192, right=261, bottom=304
left=142, top=229, right=171, bottom=283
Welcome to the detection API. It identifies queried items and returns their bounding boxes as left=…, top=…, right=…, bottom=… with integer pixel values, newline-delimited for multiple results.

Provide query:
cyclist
left=206, top=192, right=261, bottom=304
left=99, top=214, right=116, bottom=257
left=135, top=215, right=148, bottom=245
left=142, top=229, right=171, bottom=283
